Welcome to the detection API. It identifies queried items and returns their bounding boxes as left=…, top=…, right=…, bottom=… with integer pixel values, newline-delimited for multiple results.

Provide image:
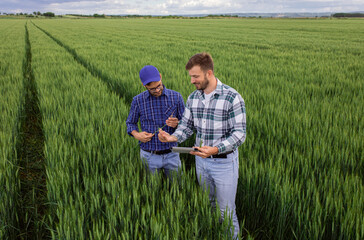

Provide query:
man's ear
left=160, top=73, right=162, bottom=81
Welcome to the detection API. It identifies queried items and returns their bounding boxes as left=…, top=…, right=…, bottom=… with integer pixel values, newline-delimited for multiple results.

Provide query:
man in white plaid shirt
left=159, top=52, right=246, bottom=239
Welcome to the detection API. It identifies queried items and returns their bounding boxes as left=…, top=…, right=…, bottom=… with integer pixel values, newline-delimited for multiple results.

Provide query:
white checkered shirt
left=173, top=79, right=246, bottom=154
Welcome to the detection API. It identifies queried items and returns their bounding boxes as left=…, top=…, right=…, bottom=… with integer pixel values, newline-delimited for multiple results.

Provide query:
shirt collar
left=215, top=78, right=224, bottom=95
left=197, top=78, right=223, bottom=99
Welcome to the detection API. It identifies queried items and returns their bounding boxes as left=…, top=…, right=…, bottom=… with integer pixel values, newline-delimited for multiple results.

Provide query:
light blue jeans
left=195, top=150, right=240, bottom=239
left=140, top=149, right=181, bottom=179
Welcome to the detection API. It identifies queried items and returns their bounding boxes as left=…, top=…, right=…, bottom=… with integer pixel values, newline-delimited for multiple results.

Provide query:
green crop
left=1, top=18, right=363, bottom=239
left=0, top=20, right=26, bottom=239
left=25, top=20, right=230, bottom=239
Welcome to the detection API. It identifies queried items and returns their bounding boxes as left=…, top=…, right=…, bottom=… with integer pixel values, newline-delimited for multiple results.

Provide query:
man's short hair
left=185, top=52, right=214, bottom=72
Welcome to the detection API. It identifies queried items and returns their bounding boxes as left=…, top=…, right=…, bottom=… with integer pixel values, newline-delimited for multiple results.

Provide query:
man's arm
left=159, top=96, right=194, bottom=143
left=216, top=94, right=246, bottom=153
left=131, top=130, right=154, bottom=143
left=126, top=97, right=154, bottom=143
left=126, top=98, right=140, bottom=136
left=171, top=97, right=195, bottom=143
left=158, top=129, right=178, bottom=142
left=165, top=93, right=185, bottom=128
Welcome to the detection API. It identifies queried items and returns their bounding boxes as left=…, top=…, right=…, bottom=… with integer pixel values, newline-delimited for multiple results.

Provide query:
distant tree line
left=206, top=14, right=239, bottom=17
left=93, top=14, right=105, bottom=18
left=66, top=14, right=105, bottom=18
left=333, top=13, right=364, bottom=18
left=43, top=12, right=55, bottom=17
left=1, top=11, right=55, bottom=17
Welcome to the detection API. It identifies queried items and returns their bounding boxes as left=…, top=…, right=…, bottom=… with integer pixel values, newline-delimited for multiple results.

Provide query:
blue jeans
left=196, top=150, right=240, bottom=239
left=140, top=149, right=181, bottom=179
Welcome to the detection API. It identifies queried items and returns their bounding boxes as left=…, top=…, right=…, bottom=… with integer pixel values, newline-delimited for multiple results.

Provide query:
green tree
left=43, top=12, right=55, bottom=17
left=93, top=13, right=105, bottom=18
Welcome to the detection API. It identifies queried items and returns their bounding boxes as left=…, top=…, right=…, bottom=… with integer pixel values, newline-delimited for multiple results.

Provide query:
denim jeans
left=140, top=149, right=181, bottom=179
left=195, top=150, right=240, bottom=239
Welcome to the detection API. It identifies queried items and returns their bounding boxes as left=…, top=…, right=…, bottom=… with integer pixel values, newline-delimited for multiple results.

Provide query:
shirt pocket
left=164, top=105, right=177, bottom=118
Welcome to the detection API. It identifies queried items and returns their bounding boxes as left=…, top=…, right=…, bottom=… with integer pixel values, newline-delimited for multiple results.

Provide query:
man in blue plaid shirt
left=159, top=53, right=246, bottom=238
left=126, top=65, right=185, bottom=179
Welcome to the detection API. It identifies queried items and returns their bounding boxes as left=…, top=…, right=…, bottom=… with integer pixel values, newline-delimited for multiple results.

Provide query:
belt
left=209, top=151, right=234, bottom=159
left=143, top=149, right=172, bottom=155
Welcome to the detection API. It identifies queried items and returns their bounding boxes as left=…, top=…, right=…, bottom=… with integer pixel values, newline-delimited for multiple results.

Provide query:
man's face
left=145, top=80, right=163, bottom=97
left=188, top=65, right=209, bottom=91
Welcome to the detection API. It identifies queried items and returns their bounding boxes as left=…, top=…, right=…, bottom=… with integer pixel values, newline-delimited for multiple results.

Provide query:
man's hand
left=132, top=131, right=154, bottom=143
left=166, top=117, right=179, bottom=128
left=158, top=129, right=178, bottom=142
left=191, top=146, right=219, bottom=158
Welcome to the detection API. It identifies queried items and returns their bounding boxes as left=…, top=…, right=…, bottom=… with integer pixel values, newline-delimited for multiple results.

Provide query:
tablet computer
left=171, top=147, right=199, bottom=154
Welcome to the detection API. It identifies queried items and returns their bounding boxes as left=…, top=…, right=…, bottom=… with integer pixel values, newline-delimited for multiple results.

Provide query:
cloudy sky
left=1, top=0, right=363, bottom=15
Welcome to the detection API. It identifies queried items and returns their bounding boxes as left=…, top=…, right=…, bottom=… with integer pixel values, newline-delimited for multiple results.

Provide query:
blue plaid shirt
left=126, top=85, right=185, bottom=151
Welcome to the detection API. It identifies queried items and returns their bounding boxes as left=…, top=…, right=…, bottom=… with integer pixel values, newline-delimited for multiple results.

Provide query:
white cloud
left=46, top=0, right=131, bottom=14
left=0, top=0, right=363, bottom=15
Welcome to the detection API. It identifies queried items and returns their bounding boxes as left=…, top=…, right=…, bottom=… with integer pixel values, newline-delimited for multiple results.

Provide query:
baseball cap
left=139, top=65, right=161, bottom=86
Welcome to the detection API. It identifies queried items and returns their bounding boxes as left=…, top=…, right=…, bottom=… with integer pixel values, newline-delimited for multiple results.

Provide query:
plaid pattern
left=126, top=86, right=185, bottom=151
left=173, top=79, right=246, bottom=154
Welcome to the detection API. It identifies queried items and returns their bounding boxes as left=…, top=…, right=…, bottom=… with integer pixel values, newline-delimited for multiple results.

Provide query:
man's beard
left=195, top=74, right=209, bottom=90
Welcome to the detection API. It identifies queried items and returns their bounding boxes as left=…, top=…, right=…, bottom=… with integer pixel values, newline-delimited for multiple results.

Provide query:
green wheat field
left=1, top=18, right=363, bottom=239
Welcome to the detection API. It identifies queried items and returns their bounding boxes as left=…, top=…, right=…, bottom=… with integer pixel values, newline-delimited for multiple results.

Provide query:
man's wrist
left=212, top=147, right=219, bottom=155
left=131, top=130, right=139, bottom=138
left=171, top=130, right=183, bottom=143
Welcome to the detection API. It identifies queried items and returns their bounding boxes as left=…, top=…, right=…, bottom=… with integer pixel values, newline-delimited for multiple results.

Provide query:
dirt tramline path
left=17, top=23, right=49, bottom=240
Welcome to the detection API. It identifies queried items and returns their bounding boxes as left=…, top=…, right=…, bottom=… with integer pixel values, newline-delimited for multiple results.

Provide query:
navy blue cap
left=139, top=65, right=160, bottom=86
